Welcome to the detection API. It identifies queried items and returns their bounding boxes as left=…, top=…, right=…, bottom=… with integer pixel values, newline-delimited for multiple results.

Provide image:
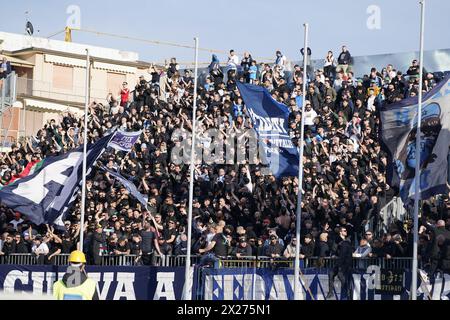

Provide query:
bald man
left=423, top=218, right=450, bottom=277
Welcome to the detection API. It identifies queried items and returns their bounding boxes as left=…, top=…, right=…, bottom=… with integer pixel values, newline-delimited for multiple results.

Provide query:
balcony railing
left=15, top=77, right=108, bottom=104
left=0, top=71, right=17, bottom=113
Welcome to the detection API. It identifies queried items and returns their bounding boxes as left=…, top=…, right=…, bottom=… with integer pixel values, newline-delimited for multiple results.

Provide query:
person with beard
left=306, top=85, right=323, bottom=111
left=351, top=107, right=365, bottom=129
left=322, top=95, right=336, bottom=113
left=163, top=219, right=178, bottom=254
left=301, top=234, right=316, bottom=258
left=1, top=233, right=15, bottom=255
left=235, top=237, right=252, bottom=257
left=391, top=70, right=406, bottom=93
left=13, top=233, right=30, bottom=253
left=283, top=236, right=297, bottom=259
left=89, top=224, right=107, bottom=265
left=384, top=83, right=404, bottom=104
left=236, top=207, right=253, bottom=227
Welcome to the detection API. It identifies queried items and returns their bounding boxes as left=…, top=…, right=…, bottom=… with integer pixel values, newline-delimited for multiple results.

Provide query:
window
left=52, top=65, right=73, bottom=90
left=25, top=109, right=43, bottom=137
left=107, top=72, right=126, bottom=95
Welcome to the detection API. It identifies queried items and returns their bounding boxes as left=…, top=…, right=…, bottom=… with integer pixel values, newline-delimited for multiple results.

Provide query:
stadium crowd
left=0, top=46, right=449, bottom=275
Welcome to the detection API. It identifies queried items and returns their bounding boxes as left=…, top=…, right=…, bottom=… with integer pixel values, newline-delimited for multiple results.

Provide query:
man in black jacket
left=423, top=219, right=450, bottom=276
left=90, top=224, right=106, bottom=265
left=140, top=222, right=161, bottom=265
left=337, top=46, right=352, bottom=75
left=1, top=234, right=15, bottom=255
left=327, top=226, right=353, bottom=300
left=14, top=233, right=30, bottom=253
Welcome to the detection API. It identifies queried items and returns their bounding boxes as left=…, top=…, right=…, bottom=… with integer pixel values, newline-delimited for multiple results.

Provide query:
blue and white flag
left=236, top=82, right=299, bottom=177
left=0, top=134, right=112, bottom=225
left=102, top=167, right=148, bottom=208
left=380, top=76, right=450, bottom=202
left=108, top=129, right=142, bottom=152
left=101, top=166, right=148, bottom=209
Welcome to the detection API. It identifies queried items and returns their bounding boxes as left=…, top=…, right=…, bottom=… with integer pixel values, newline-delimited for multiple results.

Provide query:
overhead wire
left=46, top=27, right=275, bottom=64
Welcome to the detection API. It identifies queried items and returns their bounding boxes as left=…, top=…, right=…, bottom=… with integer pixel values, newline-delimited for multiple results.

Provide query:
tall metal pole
left=294, top=23, right=309, bottom=301
left=412, top=0, right=425, bottom=300
left=79, top=49, right=90, bottom=252
left=183, top=37, right=199, bottom=300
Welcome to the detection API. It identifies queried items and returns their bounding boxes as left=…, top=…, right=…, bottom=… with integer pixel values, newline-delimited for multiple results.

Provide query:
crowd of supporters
left=0, top=46, right=449, bottom=275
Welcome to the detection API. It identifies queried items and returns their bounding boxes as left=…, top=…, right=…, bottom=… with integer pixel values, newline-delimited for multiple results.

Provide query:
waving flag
left=101, top=166, right=148, bottom=209
left=108, top=129, right=142, bottom=152
left=236, top=81, right=299, bottom=177
left=0, top=134, right=113, bottom=225
left=380, top=76, right=450, bottom=202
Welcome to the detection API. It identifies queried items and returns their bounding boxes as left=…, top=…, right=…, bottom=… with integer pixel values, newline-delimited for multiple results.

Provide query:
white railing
left=15, top=77, right=108, bottom=104
left=0, top=71, right=17, bottom=113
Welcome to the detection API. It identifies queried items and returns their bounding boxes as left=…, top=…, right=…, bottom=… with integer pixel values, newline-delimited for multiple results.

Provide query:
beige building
left=0, top=31, right=151, bottom=146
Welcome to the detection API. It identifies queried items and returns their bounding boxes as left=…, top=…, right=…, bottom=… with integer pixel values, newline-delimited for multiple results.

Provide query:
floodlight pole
left=412, top=0, right=426, bottom=301
left=183, top=37, right=199, bottom=300
left=294, top=22, right=309, bottom=301
left=79, top=49, right=90, bottom=252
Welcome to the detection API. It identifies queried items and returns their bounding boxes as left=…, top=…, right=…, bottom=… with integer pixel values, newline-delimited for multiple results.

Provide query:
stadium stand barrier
left=0, top=253, right=417, bottom=270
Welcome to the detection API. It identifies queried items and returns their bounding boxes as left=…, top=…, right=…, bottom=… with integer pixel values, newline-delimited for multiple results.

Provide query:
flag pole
left=183, top=36, right=199, bottom=300
left=79, top=49, right=90, bottom=253
left=294, top=23, right=309, bottom=301
left=412, top=0, right=425, bottom=300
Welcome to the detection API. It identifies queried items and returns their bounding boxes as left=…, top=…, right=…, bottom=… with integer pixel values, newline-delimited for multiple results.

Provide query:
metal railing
left=15, top=77, right=108, bottom=104
left=217, top=256, right=414, bottom=270
left=0, top=253, right=71, bottom=265
left=0, top=253, right=415, bottom=270
left=0, top=71, right=17, bottom=112
left=101, top=254, right=139, bottom=266
left=153, top=254, right=201, bottom=267
left=0, top=253, right=138, bottom=266
left=153, top=255, right=415, bottom=270
left=0, top=253, right=40, bottom=265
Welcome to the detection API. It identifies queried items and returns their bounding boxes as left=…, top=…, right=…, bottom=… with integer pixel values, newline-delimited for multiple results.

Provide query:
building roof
left=0, top=53, right=34, bottom=67
left=0, top=32, right=139, bottom=63
left=2, top=47, right=151, bottom=69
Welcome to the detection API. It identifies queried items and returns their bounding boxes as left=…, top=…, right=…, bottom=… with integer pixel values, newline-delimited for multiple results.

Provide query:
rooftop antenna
left=25, top=11, right=38, bottom=36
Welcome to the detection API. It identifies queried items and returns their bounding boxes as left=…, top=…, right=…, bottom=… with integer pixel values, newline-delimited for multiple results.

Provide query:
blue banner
left=108, top=129, right=142, bottom=152
left=380, top=77, right=450, bottom=202
left=202, top=268, right=450, bottom=300
left=0, top=265, right=192, bottom=300
left=236, top=82, right=299, bottom=178
left=1, top=265, right=449, bottom=300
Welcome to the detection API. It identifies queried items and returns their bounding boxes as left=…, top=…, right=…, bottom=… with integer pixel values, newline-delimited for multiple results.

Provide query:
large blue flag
left=101, top=166, right=148, bottom=210
left=380, top=76, right=450, bottom=202
left=236, top=82, right=299, bottom=177
left=0, top=134, right=113, bottom=225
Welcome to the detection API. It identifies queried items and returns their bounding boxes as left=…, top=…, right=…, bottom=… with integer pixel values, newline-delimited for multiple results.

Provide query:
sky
left=1, top=0, right=450, bottom=66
